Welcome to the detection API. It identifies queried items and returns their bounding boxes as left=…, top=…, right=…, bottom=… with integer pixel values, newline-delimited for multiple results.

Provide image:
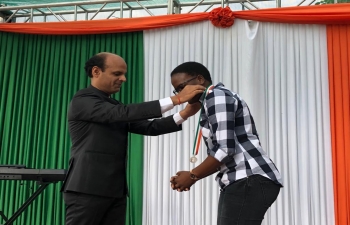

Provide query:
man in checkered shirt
left=170, top=62, right=283, bottom=225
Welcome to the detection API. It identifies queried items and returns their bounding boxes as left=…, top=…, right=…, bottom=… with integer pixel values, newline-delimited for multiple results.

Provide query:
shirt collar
left=89, top=85, right=110, bottom=97
left=215, top=82, right=224, bottom=88
left=198, top=82, right=224, bottom=103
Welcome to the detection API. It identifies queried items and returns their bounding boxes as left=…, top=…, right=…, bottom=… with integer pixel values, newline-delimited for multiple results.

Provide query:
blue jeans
left=217, top=175, right=281, bottom=225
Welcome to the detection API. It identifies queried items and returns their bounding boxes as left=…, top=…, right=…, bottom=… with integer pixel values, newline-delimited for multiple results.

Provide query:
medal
left=191, top=85, right=214, bottom=165
left=190, top=156, right=197, bottom=163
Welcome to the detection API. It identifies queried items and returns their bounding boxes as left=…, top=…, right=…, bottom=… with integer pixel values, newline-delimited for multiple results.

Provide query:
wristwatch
left=189, top=170, right=199, bottom=181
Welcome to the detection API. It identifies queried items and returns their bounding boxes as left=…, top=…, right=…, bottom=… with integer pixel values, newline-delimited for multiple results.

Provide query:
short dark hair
left=84, top=53, right=108, bottom=77
left=170, top=61, right=212, bottom=83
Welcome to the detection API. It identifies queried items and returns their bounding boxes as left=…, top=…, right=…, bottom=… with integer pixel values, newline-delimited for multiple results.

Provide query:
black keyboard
left=0, top=166, right=66, bottom=182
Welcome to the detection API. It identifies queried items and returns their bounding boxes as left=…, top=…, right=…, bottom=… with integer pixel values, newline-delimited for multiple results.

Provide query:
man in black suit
left=61, top=52, right=205, bottom=225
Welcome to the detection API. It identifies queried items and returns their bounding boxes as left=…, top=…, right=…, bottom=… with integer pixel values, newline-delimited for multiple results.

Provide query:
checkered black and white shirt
left=200, top=83, right=283, bottom=189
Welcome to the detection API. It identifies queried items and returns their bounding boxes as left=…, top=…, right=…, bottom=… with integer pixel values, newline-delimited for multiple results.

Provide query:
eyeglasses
left=173, top=76, right=198, bottom=95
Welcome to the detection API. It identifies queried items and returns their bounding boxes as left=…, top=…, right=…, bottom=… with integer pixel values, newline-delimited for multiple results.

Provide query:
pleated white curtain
left=143, top=19, right=334, bottom=225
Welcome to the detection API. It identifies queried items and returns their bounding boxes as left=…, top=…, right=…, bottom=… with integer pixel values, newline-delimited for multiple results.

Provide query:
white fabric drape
left=143, top=19, right=334, bottom=225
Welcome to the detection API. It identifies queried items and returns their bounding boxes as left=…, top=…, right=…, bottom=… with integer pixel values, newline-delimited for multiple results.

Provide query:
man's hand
left=179, top=102, right=202, bottom=120
left=170, top=171, right=196, bottom=192
left=188, top=93, right=203, bottom=104
left=171, top=85, right=205, bottom=105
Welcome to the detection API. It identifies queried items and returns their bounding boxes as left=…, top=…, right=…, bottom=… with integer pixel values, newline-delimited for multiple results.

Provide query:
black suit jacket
left=61, top=85, right=181, bottom=197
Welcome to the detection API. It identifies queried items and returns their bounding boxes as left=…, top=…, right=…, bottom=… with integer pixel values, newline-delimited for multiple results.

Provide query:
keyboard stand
left=0, top=181, right=52, bottom=225
left=0, top=165, right=66, bottom=225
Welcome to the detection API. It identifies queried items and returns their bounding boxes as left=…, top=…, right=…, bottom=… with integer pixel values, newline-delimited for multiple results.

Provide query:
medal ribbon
left=191, top=85, right=214, bottom=159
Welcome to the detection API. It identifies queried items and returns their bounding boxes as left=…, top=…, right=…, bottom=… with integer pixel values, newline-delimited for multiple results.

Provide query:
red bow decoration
left=209, top=6, right=235, bottom=28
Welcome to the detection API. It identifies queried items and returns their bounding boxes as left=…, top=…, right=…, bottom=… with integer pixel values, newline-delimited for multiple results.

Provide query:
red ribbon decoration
left=209, top=6, right=236, bottom=28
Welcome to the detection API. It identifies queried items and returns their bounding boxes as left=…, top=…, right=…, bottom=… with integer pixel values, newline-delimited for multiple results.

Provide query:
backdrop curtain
left=143, top=19, right=334, bottom=225
left=0, top=31, right=144, bottom=225
left=327, top=24, right=350, bottom=225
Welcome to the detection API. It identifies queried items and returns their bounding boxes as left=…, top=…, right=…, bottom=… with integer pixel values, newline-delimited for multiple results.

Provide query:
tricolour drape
left=327, top=24, right=350, bottom=225
left=0, top=31, right=144, bottom=225
left=143, top=19, right=334, bottom=225
left=1, top=4, right=350, bottom=35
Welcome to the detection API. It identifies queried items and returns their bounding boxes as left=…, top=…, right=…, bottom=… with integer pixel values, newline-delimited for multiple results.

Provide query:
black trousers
left=217, top=175, right=281, bottom=225
left=63, top=191, right=127, bottom=225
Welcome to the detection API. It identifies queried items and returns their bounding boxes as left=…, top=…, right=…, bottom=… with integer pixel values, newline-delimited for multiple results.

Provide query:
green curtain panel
left=0, top=31, right=144, bottom=225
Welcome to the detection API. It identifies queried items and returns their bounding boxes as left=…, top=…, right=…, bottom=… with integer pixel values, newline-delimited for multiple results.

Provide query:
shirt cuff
left=173, top=112, right=186, bottom=125
left=159, top=97, right=174, bottom=114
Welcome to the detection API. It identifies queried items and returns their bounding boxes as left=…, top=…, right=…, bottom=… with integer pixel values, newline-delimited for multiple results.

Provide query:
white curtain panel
left=143, top=19, right=334, bottom=225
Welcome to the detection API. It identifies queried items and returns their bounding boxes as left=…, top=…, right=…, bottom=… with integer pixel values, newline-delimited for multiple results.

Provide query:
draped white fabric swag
left=142, top=19, right=334, bottom=225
